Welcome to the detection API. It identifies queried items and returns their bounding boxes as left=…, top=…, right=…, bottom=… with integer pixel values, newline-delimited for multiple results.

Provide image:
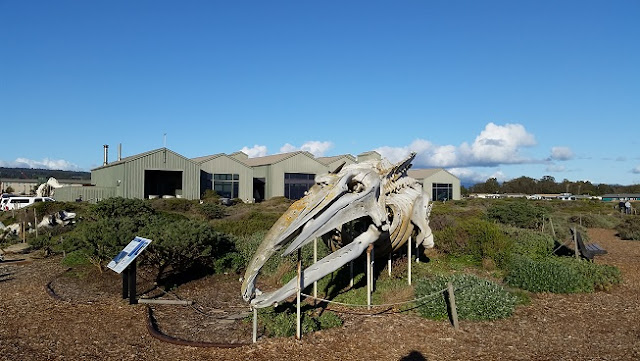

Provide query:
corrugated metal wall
left=198, top=156, right=253, bottom=202
left=54, top=186, right=116, bottom=203
left=268, top=154, right=328, bottom=198
left=121, top=149, right=200, bottom=200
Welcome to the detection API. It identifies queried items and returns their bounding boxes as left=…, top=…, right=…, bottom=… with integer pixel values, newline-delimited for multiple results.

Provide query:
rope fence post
left=573, top=227, right=579, bottom=260
left=296, top=249, right=302, bottom=340
left=447, top=281, right=459, bottom=330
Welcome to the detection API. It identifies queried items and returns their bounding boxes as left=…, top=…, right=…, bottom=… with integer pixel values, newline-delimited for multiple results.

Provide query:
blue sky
left=1, top=1, right=639, bottom=186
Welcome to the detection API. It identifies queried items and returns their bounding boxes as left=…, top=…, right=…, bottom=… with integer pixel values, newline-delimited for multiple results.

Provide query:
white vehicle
left=1, top=196, right=55, bottom=211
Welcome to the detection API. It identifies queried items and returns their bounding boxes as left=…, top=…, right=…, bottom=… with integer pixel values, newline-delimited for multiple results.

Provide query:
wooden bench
left=571, top=229, right=607, bottom=261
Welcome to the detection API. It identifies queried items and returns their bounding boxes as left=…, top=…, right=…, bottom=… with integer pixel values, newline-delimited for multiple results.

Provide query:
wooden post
left=252, top=308, right=257, bottom=343
left=573, top=227, right=579, bottom=260
left=366, top=244, right=372, bottom=310
left=408, top=236, right=412, bottom=286
left=447, top=281, right=459, bottom=330
left=296, top=249, right=301, bottom=340
left=313, top=238, right=318, bottom=300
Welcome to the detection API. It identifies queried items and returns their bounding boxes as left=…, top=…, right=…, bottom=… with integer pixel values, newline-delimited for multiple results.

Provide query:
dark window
left=284, top=173, right=315, bottom=200
left=214, top=173, right=240, bottom=198
left=432, top=183, right=453, bottom=201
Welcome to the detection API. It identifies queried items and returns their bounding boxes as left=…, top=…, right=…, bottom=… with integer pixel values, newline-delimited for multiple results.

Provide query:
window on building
left=284, top=173, right=315, bottom=200
left=432, top=183, right=453, bottom=201
left=214, top=173, right=240, bottom=199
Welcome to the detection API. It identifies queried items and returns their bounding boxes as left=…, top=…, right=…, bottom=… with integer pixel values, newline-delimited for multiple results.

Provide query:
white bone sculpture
left=241, top=152, right=434, bottom=308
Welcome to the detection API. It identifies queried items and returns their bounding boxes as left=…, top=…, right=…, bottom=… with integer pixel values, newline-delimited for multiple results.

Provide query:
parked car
left=1, top=196, right=55, bottom=211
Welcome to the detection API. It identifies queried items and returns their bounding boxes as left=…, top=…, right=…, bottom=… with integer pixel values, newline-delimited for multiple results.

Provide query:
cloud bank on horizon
left=3, top=122, right=639, bottom=185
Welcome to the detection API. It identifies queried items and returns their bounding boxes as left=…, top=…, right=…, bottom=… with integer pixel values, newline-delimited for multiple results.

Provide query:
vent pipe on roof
left=118, top=143, right=122, bottom=161
left=103, top=144, right=109, bottom=166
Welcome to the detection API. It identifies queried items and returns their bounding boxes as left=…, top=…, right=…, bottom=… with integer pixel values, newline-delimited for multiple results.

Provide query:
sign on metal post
left=107, top=236, right=153, bottom=274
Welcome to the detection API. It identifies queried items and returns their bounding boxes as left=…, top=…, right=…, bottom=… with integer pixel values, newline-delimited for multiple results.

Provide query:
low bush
left=505, top=255, right=621, bottom=293
left=257, top=304, right=342, bottom=337
left=502, top=226, right=554, bottom=259
left=568, top=214, right=619, bottom=229
left=212, top=211, right=281, bottom=237
left=90, top=197, right=155, bottom=220
left=434, top=218, right=513, bottom=268
left=140, top=219, right=237, bottom=280
left=199, top=203, right=227, bottom=219
left=486, top=200, right=548, bottom=229
left=414, top=274, right=517, bottom=321
left=616, top=218, right=640, bottom=240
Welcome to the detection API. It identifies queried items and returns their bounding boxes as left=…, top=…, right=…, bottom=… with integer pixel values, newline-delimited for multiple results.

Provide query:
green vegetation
left=13, top=192, right=628, bottom=338
left=255, top=304, right=343, bottom=337
left=414, top=274, right=518, bottom=321
left=616, top=218, right=640, bottom=240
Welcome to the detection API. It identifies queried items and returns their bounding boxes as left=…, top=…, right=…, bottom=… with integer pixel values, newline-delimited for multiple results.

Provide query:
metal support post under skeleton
left=367, top=244, right=372, bottom=310
left=313, top=238, right=318, bottom=299
left=296, top=249, right=302, bottom=340
left=388, top=253, right=392, bottom=276
left=252, top=308, right=257, bottom=343
left=408, top=236, right=412, bottom=285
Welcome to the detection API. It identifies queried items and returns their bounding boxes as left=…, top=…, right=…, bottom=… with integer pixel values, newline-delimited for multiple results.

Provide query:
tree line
left=468, top=175, right=640, bottom=196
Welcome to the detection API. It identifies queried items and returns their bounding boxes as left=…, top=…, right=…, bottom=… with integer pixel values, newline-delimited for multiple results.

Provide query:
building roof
left=601, top=194, right=640, bottom=198
left=407, top=168, right=460, bottom=180
left=241, top=151, right=316, bottom=167
left=191, top=153, right=225, bottom=164
left=316, top=154, right=356, bottom=165
left=92, top=148, right=193, bottom=170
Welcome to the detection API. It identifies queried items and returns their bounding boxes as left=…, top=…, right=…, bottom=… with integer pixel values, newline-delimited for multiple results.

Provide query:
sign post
left=108, top=236, right=153, bottom=305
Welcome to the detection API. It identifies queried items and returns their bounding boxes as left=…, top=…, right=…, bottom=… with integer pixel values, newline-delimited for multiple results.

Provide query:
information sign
left=107, top=236, right=153, bottom=274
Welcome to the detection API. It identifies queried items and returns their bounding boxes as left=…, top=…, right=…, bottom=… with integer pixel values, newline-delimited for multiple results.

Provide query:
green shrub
left=616, top=218, right=640, bottom=240
left=140, top=219, right=236, bottom=280
left=257, top=304, right=342, bottom=337
left=90, top=197, right=155, bottom=220
left=502, top=226, right=554, bottom=259
left=568, top=214, right=619, bottom=229
left=414, top=274, right=517, bottom=320
left=63, top=217, right=141, bottom=271
left=434, top=218, right=513, bottom=268
left=486, top=200, right=548, bottom=229
left=150, top=198, right=196, bottom=213
left=199, top=203, right=227, bottom=219
left=212, top=211, right=281, bottom=237
left=505, top=255, right=621, bottom=293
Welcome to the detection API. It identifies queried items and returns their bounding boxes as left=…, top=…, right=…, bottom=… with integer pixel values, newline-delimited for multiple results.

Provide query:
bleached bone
left=241, top=153, right=434, bottom=308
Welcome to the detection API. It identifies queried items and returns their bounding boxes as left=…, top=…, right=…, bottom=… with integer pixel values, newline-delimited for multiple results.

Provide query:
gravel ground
left=1, top=228, right=639, bottom=361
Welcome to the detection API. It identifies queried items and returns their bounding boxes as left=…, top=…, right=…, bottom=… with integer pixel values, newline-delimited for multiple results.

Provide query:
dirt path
left=1, top=228, right=639, bottom=360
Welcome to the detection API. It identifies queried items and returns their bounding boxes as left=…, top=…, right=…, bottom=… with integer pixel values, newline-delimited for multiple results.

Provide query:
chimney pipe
left=103, top=144, right=109, bottom=166
left=118, top=143, right=122, bottom=161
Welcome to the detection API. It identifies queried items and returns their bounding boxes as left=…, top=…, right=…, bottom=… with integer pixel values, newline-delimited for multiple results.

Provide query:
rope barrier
left=301, top=285, right=450, bottom=308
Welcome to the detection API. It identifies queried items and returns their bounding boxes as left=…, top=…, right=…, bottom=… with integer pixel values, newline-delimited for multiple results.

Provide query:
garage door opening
left=145, top=170, right=183, bottom=199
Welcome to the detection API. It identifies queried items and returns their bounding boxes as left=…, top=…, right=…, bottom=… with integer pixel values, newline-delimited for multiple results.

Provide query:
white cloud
left=546, top=164, right=566, bottom=172
left=280, top=141, right=333, bottom=157
left=448, top=168, right=508, bottom=184
left=240, top=145, right=268, bottom=158
left=376, top=123, right=536, bottom=168
left=549, top=146, right=574, bottom=161
left=0, top=158, right=81, bottom=171
left=632, top=165, right=640, bottom=174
